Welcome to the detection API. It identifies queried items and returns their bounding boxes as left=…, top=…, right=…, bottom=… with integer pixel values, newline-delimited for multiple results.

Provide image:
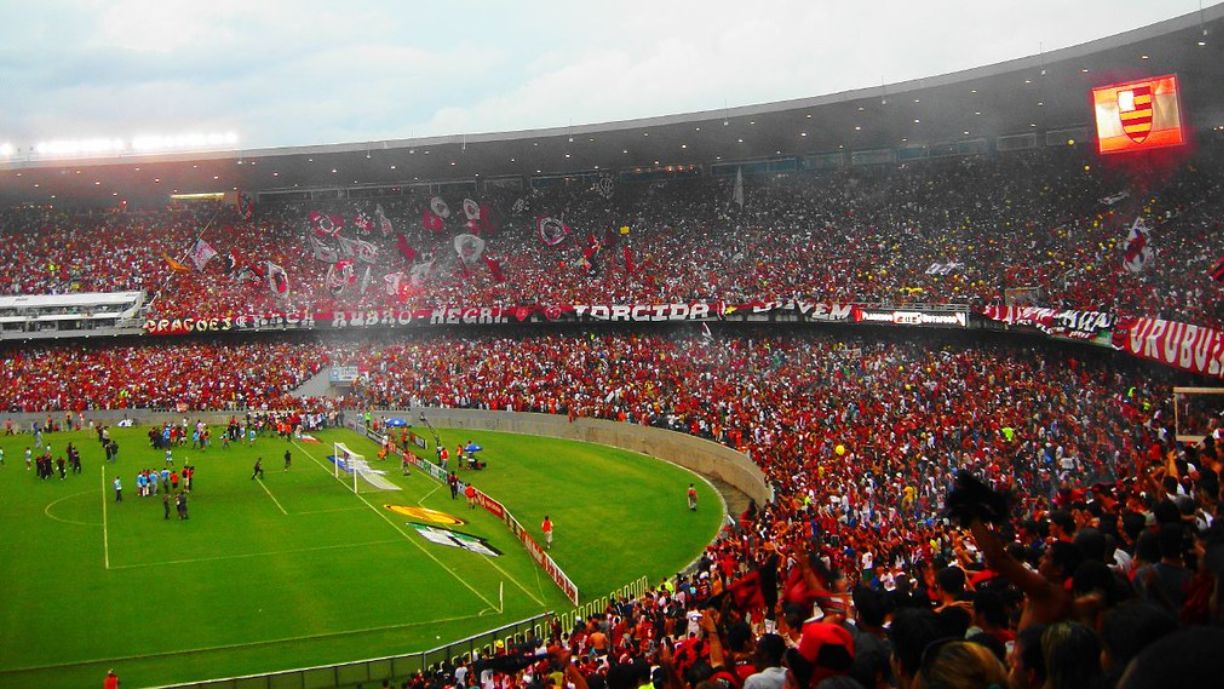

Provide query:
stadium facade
left=1, top=5, right=1222, bottom=206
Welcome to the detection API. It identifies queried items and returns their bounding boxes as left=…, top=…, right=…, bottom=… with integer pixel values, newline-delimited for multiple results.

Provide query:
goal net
left=330, top=442, right=401, bottom=493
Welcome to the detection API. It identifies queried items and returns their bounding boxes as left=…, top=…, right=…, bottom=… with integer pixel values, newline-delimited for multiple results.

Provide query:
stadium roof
left=2, top=5, right=1222, bottom=206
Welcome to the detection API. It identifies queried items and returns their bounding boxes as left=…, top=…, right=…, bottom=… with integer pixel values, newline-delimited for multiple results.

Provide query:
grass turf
left=0, top=424, right=721, bottom=689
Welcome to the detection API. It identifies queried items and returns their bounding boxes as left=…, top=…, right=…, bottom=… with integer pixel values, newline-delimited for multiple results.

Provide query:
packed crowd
left=3, top=143, right=1221, bottom=329
left=338, top=330, right=1221, bottom=689
left=3, top=327, right=1222, bottom=688
left=0, top=339, right=325, bottom=412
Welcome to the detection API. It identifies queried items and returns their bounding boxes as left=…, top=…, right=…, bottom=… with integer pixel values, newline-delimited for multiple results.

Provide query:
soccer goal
left=330, top=442, right=401, bottom=493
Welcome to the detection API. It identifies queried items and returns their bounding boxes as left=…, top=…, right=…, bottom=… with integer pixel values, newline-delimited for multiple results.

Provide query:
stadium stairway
left=291, top=366, right=338, bottom=398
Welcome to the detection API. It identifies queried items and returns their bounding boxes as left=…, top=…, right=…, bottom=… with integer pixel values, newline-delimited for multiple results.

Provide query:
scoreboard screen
left=1092, top=74, right=1184, bottom=154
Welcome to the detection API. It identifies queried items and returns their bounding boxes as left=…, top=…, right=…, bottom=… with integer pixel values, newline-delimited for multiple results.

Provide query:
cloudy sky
left=0, top=0, right=1205, bottom=150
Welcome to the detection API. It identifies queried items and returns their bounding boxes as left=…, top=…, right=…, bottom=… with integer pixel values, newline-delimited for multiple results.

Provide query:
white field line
left=292, top=440, right=498, bottom=611
left=43, top=490, right=100, bottom=527
left=416, top=484, right=441, bottom=505
left=255, top=477, right=288, bottom=515
left=101, top=466, right=110, bottom=570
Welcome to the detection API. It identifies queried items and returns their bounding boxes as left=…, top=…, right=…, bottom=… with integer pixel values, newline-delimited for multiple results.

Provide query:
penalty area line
left=255, top=477, right=288, bottom=515
left=292, top=440, right=499, bottom=612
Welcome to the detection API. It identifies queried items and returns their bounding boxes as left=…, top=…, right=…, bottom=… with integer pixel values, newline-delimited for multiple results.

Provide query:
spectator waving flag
left=266, top=262, right=290, bottom=298
left=309, top=236, right=339, bottom=263
left=325, top=259, right=356, bottom=296
left=236, top=191, right=254, bottom=221
left=1122, top=217, right=1153, bottom=273
left=421, top=207, right=445, bottom=233
left=309, top=211, right=343, bottom=238
left=188, top=239, right=218, bottom=271
left=462, top=198, right=480, bottom=221
left=375, top=204, right=394, bottom=236
left=163, top=253, right=191, bottom=273
left=453, top=233, right=486, bottom=264
left=222, top=251, right=238, bottom=274
left=395, top=234, right=417, bottom=263
left=484, top=255, right=505, bottom=283
left=354, top=239, right=378, bottom=264
left=383, top=271, right=404, bottom=296
left=338, top=236, right=378, bottom=263
left=336, top=235, right=358, bottom=258
left=537, top=216, right=568, bottom=246
left=352, top=211, right=374, bottom=235
left=409, top=258, right=435, bottom=287
left=1211, top=256, right=1224, bottom=285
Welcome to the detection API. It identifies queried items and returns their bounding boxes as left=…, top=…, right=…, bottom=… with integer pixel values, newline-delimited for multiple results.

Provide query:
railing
left=149, top=576, right=651, bottom=689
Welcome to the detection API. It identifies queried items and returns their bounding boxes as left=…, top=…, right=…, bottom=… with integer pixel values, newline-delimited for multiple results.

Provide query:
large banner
left=980, top=306, right=1114, bottom=341
left=856, top=308, right=969, bottom=328
left=1112, top=318, right=1224, bottom=379
left=144, top=301, right=864, bottom=334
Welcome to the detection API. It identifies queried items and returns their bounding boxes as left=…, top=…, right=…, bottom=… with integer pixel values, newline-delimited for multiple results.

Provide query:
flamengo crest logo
left=1117, top=84, right=1154, bottom=144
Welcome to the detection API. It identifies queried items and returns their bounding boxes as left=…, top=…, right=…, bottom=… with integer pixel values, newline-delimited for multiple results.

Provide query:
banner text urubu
left=1092, top=74, right=1184, bottom=154
left=1112, top=318, right=1224, bottom=379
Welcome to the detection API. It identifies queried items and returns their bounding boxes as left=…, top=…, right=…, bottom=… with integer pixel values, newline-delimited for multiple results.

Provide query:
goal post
left=333, top=442, right=360, bottom=493
left=331, top=441, right=401, bottom=494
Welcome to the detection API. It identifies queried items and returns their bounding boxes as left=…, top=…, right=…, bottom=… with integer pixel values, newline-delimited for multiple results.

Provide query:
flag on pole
left=732, top=167, right=744, bottom=208
left=189, top=238, right=218, bottom=271
left=375, top=204, right=394, bottom=236
left=462, top=198, right=480, bottom=221
left=384, top=271, right=404, bottom=296
left=163, top=253, right=191, bottom=273
left=236, top=191, right=254, bottom=221
left=309, top=236, right=339, bottom=263
left=1122, top=217, right=1153, bottom=274
left=309, top=211, right=343, bottom=238
left=266, top=261, right=290, bottom=298
left=422, top=207, right=445, bottom=233
left=484, top=256, right=505, bottom=283
left=395, top=234, right=417, bottom=263
left=1210, top=256, right=1224, bottom=284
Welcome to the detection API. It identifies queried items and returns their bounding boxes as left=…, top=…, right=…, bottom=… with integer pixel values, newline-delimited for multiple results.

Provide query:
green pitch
left=0, top=424, right=722, bottom=689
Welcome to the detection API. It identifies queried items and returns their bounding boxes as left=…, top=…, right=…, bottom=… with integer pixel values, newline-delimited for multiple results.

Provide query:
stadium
left=2, top=4, right=1224, bottom=689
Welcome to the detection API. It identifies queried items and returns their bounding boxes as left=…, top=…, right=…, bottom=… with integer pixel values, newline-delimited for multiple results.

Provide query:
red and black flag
left=1211, top=256, right=1224, bottom=284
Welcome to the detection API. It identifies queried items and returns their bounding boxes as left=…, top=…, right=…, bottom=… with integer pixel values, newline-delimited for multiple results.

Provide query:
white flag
left=189, top=238, right=218, bottom=271
left=266, top=261, right=289, bottom=298
left=384, top=271, right=404, bottom=296
left=308, top=236, right=339, bottom=263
